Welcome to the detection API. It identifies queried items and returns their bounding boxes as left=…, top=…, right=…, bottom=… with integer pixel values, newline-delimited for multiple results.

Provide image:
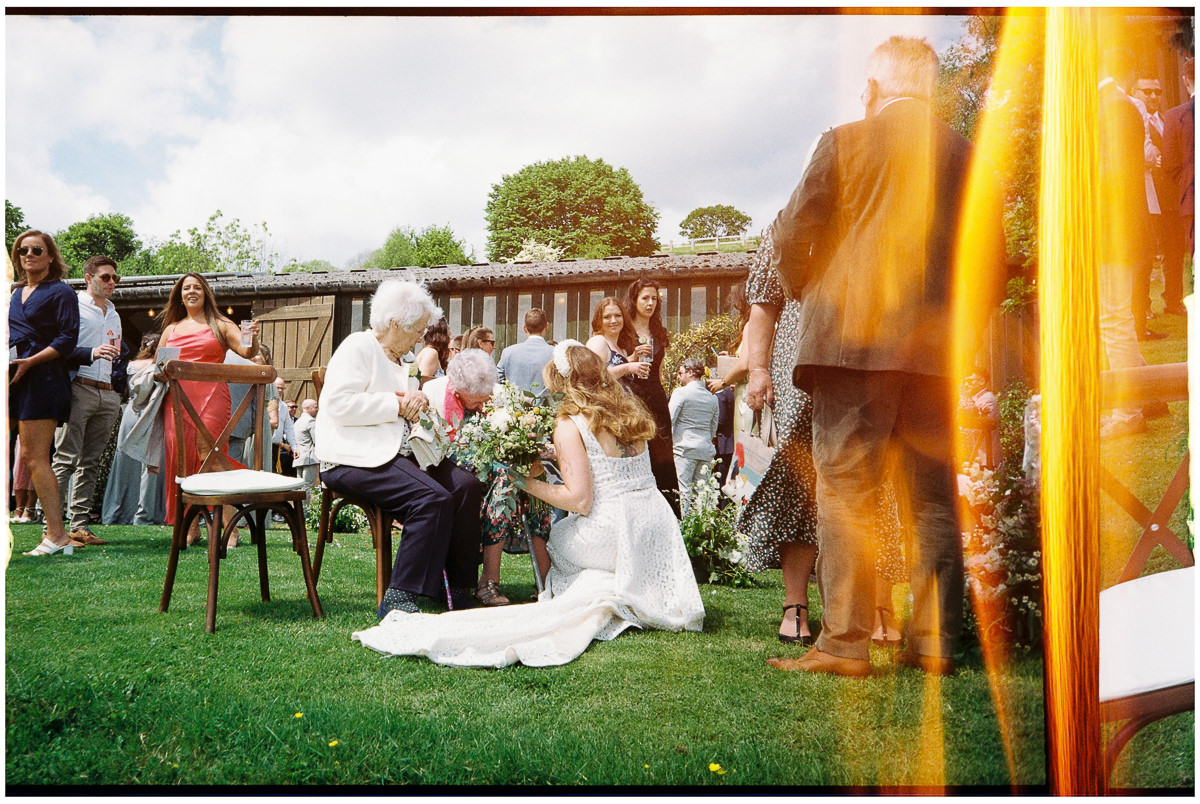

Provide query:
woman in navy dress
left=9, top=230, right=80, bottom=556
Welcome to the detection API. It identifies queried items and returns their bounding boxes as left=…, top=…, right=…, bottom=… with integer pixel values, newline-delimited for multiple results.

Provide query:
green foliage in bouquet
left=303, top=493, right=369, bottom=535
left=449, top=383, right=562, bottom=519
left=679, top=464, right=757, bottom=588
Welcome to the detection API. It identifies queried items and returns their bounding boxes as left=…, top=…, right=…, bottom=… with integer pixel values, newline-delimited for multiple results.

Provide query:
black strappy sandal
left=779, top=603, right=813, bottom=646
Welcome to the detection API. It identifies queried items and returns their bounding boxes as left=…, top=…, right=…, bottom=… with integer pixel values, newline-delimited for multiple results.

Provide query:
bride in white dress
left=352, top=341, right=704, bottom=667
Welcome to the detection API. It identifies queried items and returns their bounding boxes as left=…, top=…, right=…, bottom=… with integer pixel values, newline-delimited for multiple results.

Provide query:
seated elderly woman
left=424, top=349, right=552, bottom=607
left=314, top=279, right=483, bottom=617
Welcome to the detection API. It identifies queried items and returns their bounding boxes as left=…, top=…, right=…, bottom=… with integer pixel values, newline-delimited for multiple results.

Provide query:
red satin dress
left=162, top=326, right=244, bottom=525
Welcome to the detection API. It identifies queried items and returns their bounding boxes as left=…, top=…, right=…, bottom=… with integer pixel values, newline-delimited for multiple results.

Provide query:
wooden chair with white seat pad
left=1098, top=362, right=1192, bottom=782
left=158, top=360, right=323, bottom=633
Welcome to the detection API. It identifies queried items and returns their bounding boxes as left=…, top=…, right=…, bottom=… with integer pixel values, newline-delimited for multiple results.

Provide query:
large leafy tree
left=56, top=212, right=142, bottom=275
left=362, top=224, right=474, bottom=269
left=116, top=210, right=281, bottom=276
left=679, top=205, right=752, bottom=240
left=484, top=155, right=659, bottom=261
left=6, top=200, right=27, bottom=253
left=934, top=15, right=1042, bottom=267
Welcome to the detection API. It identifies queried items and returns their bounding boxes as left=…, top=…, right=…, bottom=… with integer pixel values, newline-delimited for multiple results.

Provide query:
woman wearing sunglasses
left=9, top=230, right=80, bottom=556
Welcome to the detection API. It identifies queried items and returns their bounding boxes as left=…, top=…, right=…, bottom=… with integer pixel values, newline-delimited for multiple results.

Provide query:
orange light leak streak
left=1039, top=7, right=1103, bottom=795
left=950, top=11, right=1044, bottom=791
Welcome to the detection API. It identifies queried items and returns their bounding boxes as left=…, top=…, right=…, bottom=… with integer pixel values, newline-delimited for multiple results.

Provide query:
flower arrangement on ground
left=960, top=457, right=1042, bottom=654
left=680, top=463, right=756, bottom=587
left=303, top=493, right=369, bottom=535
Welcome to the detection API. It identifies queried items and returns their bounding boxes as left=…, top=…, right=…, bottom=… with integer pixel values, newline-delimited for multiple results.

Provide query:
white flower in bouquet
left=487, top=407, right=512, bottom=433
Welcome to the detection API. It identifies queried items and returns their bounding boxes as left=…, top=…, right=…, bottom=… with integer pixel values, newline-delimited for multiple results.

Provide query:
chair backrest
left=164, top=360, right=278, bottom=478
left=1100, top=362, right=1192, bottom=582
left=312, top=366, right=326, bottom=399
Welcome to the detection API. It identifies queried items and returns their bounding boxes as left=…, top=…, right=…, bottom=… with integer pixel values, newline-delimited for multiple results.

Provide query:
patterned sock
left=378, top=588, right=420, bottom=619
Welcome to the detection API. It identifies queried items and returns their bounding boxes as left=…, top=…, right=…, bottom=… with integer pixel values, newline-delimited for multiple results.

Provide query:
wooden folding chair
left=1097, top=362, right=1193, bottom=781
left=158, top=360, right=323, bottom=633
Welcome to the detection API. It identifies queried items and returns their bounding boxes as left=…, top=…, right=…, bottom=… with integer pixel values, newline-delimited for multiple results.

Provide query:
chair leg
left=206, top=507, right=222, bottom=634
left=254, top=507, right=271, bottom=602
left=288, top=499, right=324, bottom=619
left=159, top=509, right=188, bottom=613
left=375, top=511, right=393, bottom=608
left=313, top=488, right=335, bottom=586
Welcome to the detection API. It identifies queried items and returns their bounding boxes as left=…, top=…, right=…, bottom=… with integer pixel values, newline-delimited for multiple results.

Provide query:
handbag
left=722, top=396, right=776, bottom=504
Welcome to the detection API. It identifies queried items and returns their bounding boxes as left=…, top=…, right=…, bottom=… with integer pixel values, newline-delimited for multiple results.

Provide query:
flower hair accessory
left=553, top=339, right=584, bottom=378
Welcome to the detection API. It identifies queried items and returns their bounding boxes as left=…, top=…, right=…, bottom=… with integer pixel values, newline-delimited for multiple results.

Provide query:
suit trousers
left=52, top=382, right=122, bottom=530
left=808, top=367, right=962, bottom=661
left=322, top=454, right=482, bottom=597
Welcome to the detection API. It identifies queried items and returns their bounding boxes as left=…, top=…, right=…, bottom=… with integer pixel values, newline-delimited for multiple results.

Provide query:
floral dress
left=736, top=229, right=906, bottom=582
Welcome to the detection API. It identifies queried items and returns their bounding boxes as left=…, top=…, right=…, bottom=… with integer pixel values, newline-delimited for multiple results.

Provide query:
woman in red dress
left=156, top=273, right=261, bottom=545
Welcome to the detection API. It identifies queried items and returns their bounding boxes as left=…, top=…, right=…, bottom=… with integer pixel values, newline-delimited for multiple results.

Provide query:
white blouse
left=314, top=331, right=411, bottom=469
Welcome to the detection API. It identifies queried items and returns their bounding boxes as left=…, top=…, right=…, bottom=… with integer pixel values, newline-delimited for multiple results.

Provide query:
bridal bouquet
left=449, top=382, right=562, bottom=519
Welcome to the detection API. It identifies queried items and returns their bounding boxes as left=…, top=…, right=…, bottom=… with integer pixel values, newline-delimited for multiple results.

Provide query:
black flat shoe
left=779, top=602, right=813, bottom=646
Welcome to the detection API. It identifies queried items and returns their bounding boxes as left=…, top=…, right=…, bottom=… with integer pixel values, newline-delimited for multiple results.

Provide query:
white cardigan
left=315, top=330, right=411, bottom=469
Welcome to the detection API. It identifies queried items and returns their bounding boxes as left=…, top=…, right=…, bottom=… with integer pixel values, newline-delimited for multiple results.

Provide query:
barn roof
left=84, top=252, right=755, bottom=305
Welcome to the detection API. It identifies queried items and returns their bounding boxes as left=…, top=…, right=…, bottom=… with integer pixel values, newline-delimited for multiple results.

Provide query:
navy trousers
left=323, top=454, right=482, bottom=597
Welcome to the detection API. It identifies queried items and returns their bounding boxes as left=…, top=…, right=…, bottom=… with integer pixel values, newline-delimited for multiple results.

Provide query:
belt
left=75, top=377, right=113, bottom=391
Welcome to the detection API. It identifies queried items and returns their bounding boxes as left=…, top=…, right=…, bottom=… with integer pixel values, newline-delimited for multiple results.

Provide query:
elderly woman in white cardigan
left=315, top=280, right=482, bottom=618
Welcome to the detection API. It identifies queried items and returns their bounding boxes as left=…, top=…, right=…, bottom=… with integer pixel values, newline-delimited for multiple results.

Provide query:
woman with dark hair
left=156, top=272, right=261, bottom=545
left=9, top=230, right=80, bottom=555
left=624, top=279, right=680, bottom=516
left=416, top=318, right=450, bottom=387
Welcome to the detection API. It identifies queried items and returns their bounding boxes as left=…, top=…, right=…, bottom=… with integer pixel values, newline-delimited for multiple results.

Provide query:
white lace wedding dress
left=352, top=414, right=705, bottom=667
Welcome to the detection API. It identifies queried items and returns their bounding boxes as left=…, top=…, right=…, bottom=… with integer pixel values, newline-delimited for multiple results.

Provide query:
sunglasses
left=481, top=339, right=496, bottom=344
left=17, top=246, right=44, bottom=257
left=95, top=273, right=120, bottom=283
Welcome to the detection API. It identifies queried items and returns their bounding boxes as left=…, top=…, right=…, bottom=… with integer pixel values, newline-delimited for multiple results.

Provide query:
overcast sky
left=6, top=10, right=969, bottom=267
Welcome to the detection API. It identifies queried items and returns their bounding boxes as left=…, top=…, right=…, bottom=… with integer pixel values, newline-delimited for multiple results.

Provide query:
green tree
left=168, top=210, right=280, bottom=274
left=679, top=205, right=752, bottom=240
left=362, top=224, right=473, bottom=269
left=55, top=212, right=142, bottom=275
left=934, top=15, right=1042, bottom=266
left=6, top=200, right=27, bottom=253
left=281, top=258, right=338, bottom=273
left=484, top=155, right=660, bottom=261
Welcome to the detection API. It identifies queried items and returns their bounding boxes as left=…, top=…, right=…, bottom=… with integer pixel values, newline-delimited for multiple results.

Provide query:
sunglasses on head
left=17, top=245, right=44, bottom=257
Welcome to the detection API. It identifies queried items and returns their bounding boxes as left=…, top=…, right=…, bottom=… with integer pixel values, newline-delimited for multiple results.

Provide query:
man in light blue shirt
left=496, top=308, right=555, bottom=396
left=668, top=358, right=719, bottom=517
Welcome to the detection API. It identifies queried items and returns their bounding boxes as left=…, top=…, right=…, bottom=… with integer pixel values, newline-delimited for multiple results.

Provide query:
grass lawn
left=7, top=523, right=1050, bottom=789
left=1, top=516, right=1188, bottom=791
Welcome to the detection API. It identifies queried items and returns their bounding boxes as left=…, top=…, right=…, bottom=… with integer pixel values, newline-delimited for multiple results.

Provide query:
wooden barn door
left=257, top=302, right=334, bottom=403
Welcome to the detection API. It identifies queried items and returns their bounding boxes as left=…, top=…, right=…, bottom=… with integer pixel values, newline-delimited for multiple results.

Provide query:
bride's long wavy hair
left=543, top=345, right=655, bottom=446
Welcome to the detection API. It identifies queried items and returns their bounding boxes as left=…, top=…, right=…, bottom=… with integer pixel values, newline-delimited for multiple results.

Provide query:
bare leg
left=532, top=538, right=551, bottom=589
left=479, top=542, right=503, bottom=586
left=779, top=542, right=817, bottom=639
left=871, top=575, right=902, bottom=643
left=224, top=505, right=240, bottom=547
left=19, top=420, right=69, bottom=546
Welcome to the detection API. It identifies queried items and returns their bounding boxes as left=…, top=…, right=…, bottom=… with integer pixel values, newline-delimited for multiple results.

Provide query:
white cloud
left=7, top=12, right=968, bottom=264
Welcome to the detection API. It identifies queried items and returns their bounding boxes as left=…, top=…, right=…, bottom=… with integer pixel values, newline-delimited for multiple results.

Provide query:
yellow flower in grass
left=293, top=712, right=303, bottom=719
left=709, top=762, right=727, bottom=775
left=329, top=740, right=339, bottom=747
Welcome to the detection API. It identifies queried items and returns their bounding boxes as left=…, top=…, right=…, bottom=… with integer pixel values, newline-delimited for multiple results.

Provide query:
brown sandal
left=474, top=580, right=511, bottom=607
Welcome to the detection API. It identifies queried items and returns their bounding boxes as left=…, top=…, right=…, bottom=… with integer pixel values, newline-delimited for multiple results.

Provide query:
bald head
left=302, top=398, right=318, bottom=416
